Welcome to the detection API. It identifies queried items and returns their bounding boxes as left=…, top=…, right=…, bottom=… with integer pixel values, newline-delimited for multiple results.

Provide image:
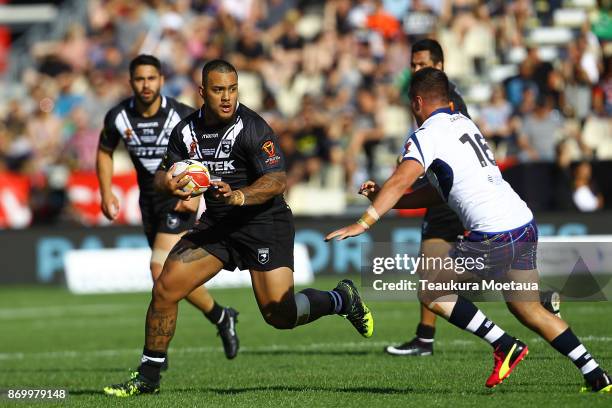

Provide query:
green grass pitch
left=1, top=277, right=610, bottom=407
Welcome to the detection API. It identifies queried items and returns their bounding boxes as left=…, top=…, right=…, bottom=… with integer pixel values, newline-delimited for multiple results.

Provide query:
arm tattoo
left=237, top=171, right=287, bottom=205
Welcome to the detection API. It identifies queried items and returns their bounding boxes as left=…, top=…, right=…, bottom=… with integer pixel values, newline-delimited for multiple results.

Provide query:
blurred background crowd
left=0, top=0, right=610, bottom=225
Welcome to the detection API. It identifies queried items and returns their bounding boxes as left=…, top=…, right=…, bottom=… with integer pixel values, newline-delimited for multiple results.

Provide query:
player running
left=327, top=68, right=610, bottom=393
left=96, top=55, right=239, bottom=367
left=385, top=39, right=560, bottom=357
left=103, top=59, right=373, bottom=397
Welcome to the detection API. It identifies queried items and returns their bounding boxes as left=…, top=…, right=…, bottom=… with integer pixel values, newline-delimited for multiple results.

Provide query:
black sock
left=550, top=328, right=604, bottom=384
left=448, top=296, right=514, bottom=350
left=333, top=289, right=350, bottom=314
left=138, top=348, right=166, bottom=384
left=294, top=288, right=336, bottom=326
left=204, top=302, right=224, bottom=325
left=416, top=323, right=435, bottom=346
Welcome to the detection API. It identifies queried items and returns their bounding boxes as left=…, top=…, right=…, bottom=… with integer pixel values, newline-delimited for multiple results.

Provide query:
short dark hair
left=411, top=39, right=444, bottom=66
left=409, top=67, right=450, bottom=103
left=129, top=54, right=162, bottom=77
left=201, top=59, right=238, bottom=86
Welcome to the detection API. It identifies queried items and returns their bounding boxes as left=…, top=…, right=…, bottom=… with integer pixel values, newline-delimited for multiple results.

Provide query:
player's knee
left=261, top=306, right=295, bottom=330
left=152, top=279, right=178, bottom=306
left=418, top=289, right=434, bottom=305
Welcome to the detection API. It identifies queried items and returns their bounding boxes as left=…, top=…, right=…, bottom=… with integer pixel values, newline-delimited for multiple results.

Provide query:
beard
left=135, top=89, right=160, bottom=106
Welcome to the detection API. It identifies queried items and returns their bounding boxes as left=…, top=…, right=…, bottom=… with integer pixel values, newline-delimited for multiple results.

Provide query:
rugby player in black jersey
left=103, top=59, right=374, bottom=397
left=96, top=55, right=239, bottom=367
left=374, top=40, right=560, bottom=357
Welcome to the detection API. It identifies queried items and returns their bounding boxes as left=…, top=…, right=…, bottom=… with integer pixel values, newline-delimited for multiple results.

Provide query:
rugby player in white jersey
left=326, top=68, right=610, bottom=393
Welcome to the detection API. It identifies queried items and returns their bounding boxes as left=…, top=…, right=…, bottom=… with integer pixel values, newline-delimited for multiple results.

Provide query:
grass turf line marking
left=1, top=336, right=611, bottom=361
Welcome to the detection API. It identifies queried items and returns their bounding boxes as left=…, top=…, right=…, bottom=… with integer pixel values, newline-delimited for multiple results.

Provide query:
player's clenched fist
left=101, top=192, right=120, bottom=220
left=359, top=180, right=380, bottom=201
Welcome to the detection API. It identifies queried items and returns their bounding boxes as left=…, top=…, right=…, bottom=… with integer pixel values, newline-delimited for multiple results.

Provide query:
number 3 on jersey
left=460, top=133, right=497, bottom=167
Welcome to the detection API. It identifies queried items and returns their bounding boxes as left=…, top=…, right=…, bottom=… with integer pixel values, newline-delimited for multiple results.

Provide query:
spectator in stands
left=479, top=85, right=514, bottom=157
left=278, top=128, right=306, bottom=191
left=497, top=0, right=533, bottom=48
left=255, top=0, right=298, bottom=30
left=366, top=0, right=401, bottom=40
left=518, top=93, right=564, bottom=162
left=402, top=0, right=438, bottom=42
left=572, top=161, right=604, bottom=212
left=504, top=58, right=537, bottom=108
left=56, top=23, right=90, bottom=73
left=53, top=68, right=84, bottom=119
left=594, top=55, right=612, bottom=116
left=233, top=24, right=266, bottom=71
left=512, top=86, right=537, bottom=118
left=293, top=97, right=331, bottom=184
left=582, top=59, right=612, bottom=160
left=323, top=0, right=354, bottom=36
left=25, top=94, right=63, bottom=174
left=1, top=101, right=30, bottom=172
left=562, top=40, right=593, bottom=120
left=64, top=107, right=99, bottom=172
left=345, top=86, right=384, bottom=182
left=113, top=1, right=152, bottom=60
left=2, top=0, right=610, bottom=224
left=441, top=0, right=478, bottom=42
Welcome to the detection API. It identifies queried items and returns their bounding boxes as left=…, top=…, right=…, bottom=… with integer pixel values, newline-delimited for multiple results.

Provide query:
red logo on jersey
left=262, top=141, right=276, bottom=158
left=124, top=128, right=133, bottom=139
left=404, top=140, right=412, bottom=153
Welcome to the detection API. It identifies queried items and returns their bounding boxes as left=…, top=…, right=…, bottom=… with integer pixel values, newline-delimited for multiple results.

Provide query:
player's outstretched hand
left=325, top=223, right=367, bottom=241
left=359, top=180, right=380, bottom=201
left=101, top=192, right=120, bottom=221
left=165, top=167, right=192, bottom=200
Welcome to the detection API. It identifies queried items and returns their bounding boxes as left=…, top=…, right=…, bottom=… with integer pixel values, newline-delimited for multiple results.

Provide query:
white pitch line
left=0, top=342, right=389, bottom=361
left=1, top=336, right=611, bottom=362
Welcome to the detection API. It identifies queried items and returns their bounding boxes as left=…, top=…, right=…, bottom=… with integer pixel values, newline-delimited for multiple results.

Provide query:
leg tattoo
left=145, top=302, right=178, bottom=351
left=168, top=240, right=211, bottom=264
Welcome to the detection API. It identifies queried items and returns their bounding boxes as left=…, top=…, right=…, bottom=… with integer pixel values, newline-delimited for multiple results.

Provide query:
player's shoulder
left=104, top=98, right=132, bottom=120
left=236, top=103, right=271, bottom=130
left=164, top=96, right=196, bottom=117
left=171, top=108, right=199, bottom=134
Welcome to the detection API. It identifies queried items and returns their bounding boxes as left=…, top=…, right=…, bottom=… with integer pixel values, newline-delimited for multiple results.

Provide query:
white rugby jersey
left=402, top=107, right=533, bottom=232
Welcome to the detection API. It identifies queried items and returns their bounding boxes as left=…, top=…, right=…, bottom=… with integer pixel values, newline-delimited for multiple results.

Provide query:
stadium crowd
left=0, top=0, right=610, bottom=224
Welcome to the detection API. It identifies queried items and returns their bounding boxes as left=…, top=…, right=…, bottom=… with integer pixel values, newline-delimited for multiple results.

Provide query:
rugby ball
left=172, top=159, right=211, bottom=197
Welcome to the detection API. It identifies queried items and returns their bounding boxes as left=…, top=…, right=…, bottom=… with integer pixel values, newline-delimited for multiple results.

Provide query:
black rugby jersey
left=159, top=103, right=287, bottom=220
left=449, top=81, right=470, bottom=119
left=99, top=96, right=194, bottom=198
